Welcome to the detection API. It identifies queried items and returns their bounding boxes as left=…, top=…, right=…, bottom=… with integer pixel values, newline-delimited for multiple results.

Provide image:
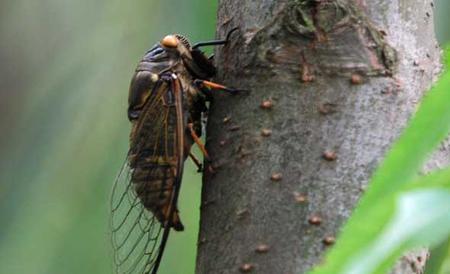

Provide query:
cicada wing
left=111, top=77, right=185, bottom=274
left=111, top=161, right=163, bottom=274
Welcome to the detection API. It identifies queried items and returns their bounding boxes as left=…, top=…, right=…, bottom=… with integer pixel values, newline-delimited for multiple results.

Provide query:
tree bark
left=197, top=1, right=446, bottom=273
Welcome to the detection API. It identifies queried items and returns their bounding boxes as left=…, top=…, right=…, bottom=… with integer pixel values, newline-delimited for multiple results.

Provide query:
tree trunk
left=196, top=1, right=445, bottom=273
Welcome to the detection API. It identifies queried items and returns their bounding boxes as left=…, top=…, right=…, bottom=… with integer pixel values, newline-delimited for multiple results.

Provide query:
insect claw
left=192, top=27, right=239, bottom=49
left=225, top=27, right=239, bottom=42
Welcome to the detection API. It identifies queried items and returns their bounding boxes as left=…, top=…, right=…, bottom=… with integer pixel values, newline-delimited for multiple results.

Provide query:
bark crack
left=244, top=0, right=398, bottom=78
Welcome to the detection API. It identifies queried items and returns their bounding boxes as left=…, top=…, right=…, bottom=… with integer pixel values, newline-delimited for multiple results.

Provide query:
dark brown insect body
left=111, top=29, right=239, bottom=274
left=128, top=34, right=211, bottom=232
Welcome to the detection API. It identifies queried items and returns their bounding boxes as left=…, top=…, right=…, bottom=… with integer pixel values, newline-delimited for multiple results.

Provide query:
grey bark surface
left=196, top=1, right=447, bottom=274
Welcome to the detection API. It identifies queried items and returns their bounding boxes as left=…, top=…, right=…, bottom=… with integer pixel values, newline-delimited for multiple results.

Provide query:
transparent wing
left=111, top=77, right=185, bottom=274
left=111, top=161, right=163, bottom=274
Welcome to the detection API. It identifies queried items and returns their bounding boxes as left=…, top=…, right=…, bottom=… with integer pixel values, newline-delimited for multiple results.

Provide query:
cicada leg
left=194, top=79, right=242, bottom=95
left=194, top=79, right=241, bottom=94
left=187, top=123, right=216, bottom=174
left=192, top=27, right=238, bottom=49
left=188, top=151, right=203, bottom=172
left=187, top=123, right=210, bottom=160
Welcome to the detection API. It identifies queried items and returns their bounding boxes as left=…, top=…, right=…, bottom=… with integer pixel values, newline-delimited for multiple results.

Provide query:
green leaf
left=310, top=167, right=450, bottom=274
left=343, top=190, right=450, bottom=274
left=308, top=47, right=450, bottom=274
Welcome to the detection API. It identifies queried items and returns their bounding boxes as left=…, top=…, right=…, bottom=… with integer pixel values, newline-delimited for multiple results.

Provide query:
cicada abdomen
left=111, top=75, right=187, bottom=274
left=128, top=78, right=185, bottom=232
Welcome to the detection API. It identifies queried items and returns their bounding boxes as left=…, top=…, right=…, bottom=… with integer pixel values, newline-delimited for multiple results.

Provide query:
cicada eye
left=161, top=35, right=179, bottom=48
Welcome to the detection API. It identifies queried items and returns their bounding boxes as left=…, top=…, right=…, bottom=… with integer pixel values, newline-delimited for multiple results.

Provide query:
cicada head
left=160, top=34, right=191, bottom=50
left=160, top=34, right=216, bottom=79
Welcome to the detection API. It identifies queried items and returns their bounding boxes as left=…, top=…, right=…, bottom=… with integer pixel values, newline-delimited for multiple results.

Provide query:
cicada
left=111, top=28, right=240, bottom=274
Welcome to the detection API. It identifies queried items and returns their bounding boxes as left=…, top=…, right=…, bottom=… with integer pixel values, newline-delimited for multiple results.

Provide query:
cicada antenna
left=192, top=27, right=239, bottom=50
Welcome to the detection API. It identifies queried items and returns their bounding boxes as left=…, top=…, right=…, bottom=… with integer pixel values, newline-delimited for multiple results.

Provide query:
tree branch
left=196, top=1, right=446, bottom=273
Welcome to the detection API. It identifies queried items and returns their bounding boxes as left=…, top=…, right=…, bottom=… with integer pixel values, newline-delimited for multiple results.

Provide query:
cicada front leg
left=194, top=79, right=242, bottom=95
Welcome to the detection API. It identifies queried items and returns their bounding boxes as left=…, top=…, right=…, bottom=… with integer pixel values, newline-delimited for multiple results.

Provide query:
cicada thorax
left=128, top=34, right=210, bottom=125
left=127, top=45, right=176, bottom=122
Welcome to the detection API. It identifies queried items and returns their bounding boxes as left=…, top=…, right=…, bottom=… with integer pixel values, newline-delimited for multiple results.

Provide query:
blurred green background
left=0, top=1, right=448, bottom=274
